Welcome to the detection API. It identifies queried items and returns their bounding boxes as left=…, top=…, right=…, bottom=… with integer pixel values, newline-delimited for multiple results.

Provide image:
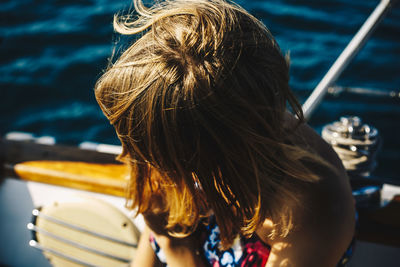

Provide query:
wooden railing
left=0, top=139, right=128, bottom=197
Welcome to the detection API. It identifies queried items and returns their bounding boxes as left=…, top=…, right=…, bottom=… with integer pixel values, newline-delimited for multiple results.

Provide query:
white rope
left=322, top=116, right=381, bottom=176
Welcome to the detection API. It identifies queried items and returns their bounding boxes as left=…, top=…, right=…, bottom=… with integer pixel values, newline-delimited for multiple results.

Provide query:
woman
left=95, top=0, right=355, bottom=266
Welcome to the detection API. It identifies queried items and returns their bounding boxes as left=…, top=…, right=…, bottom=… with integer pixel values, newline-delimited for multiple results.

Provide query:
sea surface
left=1, top=0, right=399, bottom=181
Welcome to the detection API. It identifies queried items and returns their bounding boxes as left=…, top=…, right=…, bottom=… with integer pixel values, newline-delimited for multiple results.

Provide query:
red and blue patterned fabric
left=202, top=216, right=270, bottom=267
left=150, top=215, right=355, bottom=267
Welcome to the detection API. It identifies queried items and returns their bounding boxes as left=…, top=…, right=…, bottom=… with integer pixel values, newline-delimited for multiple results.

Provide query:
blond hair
left=95, top=0, right=328, bottom=247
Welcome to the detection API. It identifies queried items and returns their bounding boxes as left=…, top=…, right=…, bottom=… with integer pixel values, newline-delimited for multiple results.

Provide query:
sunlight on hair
left=95, top=0, right=335, bottom=248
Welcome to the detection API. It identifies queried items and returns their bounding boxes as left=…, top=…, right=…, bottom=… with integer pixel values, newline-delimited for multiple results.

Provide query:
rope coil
left=322, top=116, right=381, bottom=177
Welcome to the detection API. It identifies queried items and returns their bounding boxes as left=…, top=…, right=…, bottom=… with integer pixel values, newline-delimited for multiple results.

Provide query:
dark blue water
left=1, top=0, right=399, bottom=180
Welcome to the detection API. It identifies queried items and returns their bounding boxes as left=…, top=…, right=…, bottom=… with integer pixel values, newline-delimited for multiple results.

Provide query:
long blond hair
left=95, top=0, right=330, bottom=247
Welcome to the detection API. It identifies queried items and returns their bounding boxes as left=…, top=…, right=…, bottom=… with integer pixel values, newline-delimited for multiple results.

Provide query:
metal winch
left=321, top=116, right=381, bottom=178
left=322, top=116, right=382, bottom=209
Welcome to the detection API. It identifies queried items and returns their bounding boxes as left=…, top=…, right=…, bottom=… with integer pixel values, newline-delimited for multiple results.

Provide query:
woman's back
left=94, top=0, right=356, bottom=266
left=148, top=113, right=356, bottom=267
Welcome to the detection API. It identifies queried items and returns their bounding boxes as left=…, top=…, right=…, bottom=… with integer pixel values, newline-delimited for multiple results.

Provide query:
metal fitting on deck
left=322, top=116, right=381, bottom=177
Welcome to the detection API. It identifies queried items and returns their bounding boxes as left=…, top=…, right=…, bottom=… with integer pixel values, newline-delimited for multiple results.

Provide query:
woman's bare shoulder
left=263, top=174, right=355, bottom=267
left=283, top=112, right=354, bottom=226
left=261, top=112, right=356, bottom=266
left=283, top=112, right=345, bottom=173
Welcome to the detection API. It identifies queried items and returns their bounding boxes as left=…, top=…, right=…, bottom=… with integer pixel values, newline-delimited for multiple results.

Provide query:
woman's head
left=95, top=0, right=317, bottom=247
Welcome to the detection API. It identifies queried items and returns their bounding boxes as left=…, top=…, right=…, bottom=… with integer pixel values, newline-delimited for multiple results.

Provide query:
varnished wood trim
left=13, top=161, right=129, bottom=197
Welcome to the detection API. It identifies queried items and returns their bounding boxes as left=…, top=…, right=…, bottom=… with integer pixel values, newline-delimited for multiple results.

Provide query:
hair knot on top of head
left=111, top=0, right=283, bottom=102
